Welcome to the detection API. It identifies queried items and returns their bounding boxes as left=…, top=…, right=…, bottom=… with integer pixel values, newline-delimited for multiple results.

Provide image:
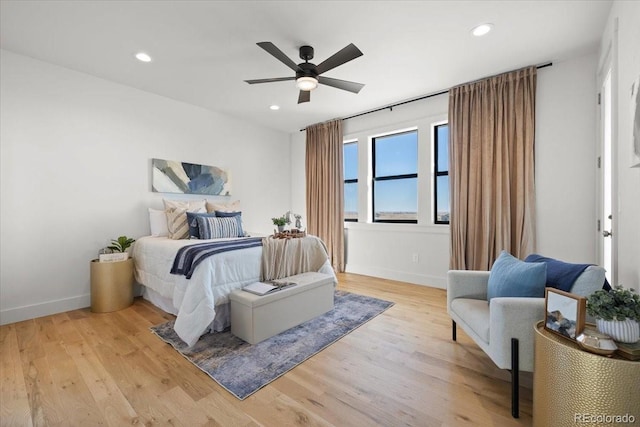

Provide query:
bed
left=132, top=235, right=336, bottom=346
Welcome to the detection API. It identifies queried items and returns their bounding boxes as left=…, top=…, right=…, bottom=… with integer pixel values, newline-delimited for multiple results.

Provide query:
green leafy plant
left=108, top=235, right=136, bottom=253
left=271, top=216, right=287, bottom=226
left=586, top=286, right=640, bottom=322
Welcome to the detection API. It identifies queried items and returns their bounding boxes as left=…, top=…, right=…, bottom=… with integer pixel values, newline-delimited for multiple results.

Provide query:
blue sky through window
left=344, top=142, right=358, bottom=180
left=344, top=142, right=358, bottom=219
left=374, top=131, right=417, bottom=216
left=435, top=124, right=450, bottom=221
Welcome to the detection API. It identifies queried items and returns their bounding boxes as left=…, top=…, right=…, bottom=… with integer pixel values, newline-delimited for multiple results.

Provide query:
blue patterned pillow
left=487, top=251, right=547, bottom=301
left=185, top=211, right=217, bottom=239
left=214, top=211, right=244, bottom=237
left=197, top=216, right=243, bottom=239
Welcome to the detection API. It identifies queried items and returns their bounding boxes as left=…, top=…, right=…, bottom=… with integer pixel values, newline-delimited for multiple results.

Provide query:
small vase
left=277, top=225, right=285, bottom=232
left=596, top=318, right=640, bottom=343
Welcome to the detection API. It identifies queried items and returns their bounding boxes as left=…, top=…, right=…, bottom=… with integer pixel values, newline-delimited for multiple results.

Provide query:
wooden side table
left=533, top=321, right=640, bottom=426
left=90, top=258, right=134, bottom=313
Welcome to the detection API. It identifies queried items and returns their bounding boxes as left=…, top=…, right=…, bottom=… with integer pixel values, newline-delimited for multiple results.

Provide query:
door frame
left=596, top=26, right=618, bottom=285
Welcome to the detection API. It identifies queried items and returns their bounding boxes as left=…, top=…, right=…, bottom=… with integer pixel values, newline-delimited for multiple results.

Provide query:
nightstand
left=90, top=258, right=134, bottom=312
left=533, top=321, right=640, bottom=426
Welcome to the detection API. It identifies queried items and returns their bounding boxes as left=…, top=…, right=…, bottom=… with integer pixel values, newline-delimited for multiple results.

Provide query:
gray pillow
left=569, top=266, right=606, bottom=297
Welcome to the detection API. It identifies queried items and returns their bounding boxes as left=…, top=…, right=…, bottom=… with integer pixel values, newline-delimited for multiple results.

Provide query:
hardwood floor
left=1, top=273, right=533, bottom=426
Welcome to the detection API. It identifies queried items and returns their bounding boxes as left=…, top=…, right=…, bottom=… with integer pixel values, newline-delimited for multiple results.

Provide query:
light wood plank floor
left=1, top=273, right=533, bottom=426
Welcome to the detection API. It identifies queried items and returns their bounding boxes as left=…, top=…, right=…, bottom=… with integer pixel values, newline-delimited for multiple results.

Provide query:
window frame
left=343, top=140, right=358, bottom=222
left=371, top=129, right=418, bottom=224
left=433, top=123, right=449, bottom=225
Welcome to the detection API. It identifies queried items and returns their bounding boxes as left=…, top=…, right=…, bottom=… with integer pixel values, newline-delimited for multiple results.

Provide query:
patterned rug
left=150, top=290, right=394, bottom=400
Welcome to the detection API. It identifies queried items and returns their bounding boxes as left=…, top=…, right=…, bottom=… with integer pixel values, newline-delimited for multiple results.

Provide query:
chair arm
left=447, top=270, right=490, bottom=313
left=489, top=297, right=545, bottom=371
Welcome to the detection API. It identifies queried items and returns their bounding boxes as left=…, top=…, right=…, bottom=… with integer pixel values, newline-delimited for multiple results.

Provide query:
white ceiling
left=0, top=0, right=612, bottom=134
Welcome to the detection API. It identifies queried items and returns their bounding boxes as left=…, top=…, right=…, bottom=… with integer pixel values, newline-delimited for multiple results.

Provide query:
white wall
left=536, top=53, right=598, bottom=263
left=0, top=50, right=291, bottom=324
left=600, top=1, right=640, bottom=290
left=291, top=54, right=600, bottom=289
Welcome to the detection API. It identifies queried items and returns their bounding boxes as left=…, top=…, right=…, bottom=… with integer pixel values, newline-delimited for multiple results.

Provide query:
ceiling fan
left=244, top=42, right=365, bottom=104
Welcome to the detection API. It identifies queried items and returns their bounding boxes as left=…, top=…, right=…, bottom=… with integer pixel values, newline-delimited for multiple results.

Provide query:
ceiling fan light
left=296, top=76, right=318, bottom=91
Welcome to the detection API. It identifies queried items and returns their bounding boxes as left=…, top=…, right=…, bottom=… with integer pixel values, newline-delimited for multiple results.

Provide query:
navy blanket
left=171, top=237, right=263, bottom=279
left=524, top=254, right=611, bottom=292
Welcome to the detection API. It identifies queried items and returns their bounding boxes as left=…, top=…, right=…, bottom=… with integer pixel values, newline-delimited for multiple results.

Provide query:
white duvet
left=132, top=236, right=334, bottom=347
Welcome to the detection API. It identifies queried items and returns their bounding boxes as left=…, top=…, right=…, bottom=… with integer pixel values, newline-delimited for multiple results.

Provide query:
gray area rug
left=150, top=290, right=394, bottom=400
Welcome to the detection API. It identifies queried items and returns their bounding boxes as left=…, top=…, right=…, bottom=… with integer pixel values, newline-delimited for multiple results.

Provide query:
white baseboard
left=344, top=264, right=446, bottom=289
left=0, top=294, right=91, bottom=325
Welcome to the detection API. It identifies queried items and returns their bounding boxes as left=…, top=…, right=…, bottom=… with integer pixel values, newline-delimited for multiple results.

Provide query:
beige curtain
left=306, top=119, right=345, bottom=272
left=449, top=66, right=537, bottom=270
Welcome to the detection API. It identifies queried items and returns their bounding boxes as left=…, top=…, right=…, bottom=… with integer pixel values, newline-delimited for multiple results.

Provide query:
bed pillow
left=206, top=199, right=240, bottom=213
left=163, top=199, right=206, bottom=212
left=163, top=199, right=206, bottom=240
left=186, top=211, right=217, bottom=239
left=487, top=251, right=547, bottom=301
left=148, top=208, right=169, bottom=237
left=214, top=211, right=244, bottom=237
left=197, top=216, right=243, bottom=239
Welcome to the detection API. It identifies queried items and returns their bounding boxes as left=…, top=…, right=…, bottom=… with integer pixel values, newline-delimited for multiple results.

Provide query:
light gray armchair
left=447, top=266, right=605, bottom=418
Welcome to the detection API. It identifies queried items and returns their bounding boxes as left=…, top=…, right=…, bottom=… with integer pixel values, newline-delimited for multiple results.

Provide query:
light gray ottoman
left=229, top=271, right=335, bottom=344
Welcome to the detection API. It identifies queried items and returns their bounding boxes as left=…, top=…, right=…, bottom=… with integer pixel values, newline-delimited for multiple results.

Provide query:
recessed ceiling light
left=269, top=105, right=280, bottom=111
left=471, top=23, right=493, bottom=37
left=135, top=52, right=152, bottom=62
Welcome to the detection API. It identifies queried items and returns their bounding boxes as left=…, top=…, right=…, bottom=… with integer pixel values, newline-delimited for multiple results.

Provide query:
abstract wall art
left=152, top=158, right=231, bottom=195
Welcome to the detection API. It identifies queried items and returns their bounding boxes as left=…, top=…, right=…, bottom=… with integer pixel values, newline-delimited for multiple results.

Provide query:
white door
left=597, top=52, right=616, bottom=285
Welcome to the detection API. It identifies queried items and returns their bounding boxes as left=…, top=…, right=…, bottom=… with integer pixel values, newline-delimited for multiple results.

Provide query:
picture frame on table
left=544, top=288, right=586, bottom=340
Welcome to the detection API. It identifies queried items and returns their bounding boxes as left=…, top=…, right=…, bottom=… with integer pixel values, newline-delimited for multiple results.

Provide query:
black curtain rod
left=300, top=62, right=552, bottom=131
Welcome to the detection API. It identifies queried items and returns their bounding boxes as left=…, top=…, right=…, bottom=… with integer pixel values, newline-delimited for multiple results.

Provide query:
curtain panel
left=448, top=66, right=537, bottom=270
left=305, top=119, right=345, bottom=272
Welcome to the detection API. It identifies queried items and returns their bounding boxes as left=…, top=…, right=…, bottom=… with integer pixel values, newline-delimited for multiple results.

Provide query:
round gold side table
left=533, top=321, right=640, bottom=427
left=90, top=258, right=134, bottom=313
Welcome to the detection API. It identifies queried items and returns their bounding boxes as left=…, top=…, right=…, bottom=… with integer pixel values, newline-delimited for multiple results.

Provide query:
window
left=434, top=124, right=450, bottom=224
left=372, top=130, right=418, bottom=223
left=343, top=141, right=358, bottom=221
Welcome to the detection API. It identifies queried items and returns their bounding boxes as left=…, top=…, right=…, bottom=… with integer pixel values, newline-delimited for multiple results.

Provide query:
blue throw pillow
left=214, top=211, right=244, bottom=237
left=524, top=254, right=606, bottom=292
left=487, top=251, right=547, bottom=301
left=197, top=216, right=243, bottom=239
left=185, top=211, right=217, bottom=239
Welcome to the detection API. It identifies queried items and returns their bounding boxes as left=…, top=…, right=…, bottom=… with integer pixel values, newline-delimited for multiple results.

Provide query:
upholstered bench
left=229, top=271, right=335, bottom=344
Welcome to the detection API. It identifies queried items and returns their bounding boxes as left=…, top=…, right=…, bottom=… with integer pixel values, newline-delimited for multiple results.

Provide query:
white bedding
left=132, top=236, right=335, bottom=347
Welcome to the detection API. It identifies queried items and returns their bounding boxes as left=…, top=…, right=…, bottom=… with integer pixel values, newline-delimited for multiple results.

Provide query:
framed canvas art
left=152, top=158, right=231, bottom=195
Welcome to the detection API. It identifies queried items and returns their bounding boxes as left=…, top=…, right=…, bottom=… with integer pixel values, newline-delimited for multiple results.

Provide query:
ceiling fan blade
left=315, top=43, right=363, bottom=75
left=257, top=42, right=299, bottom=72
left=298, top=90, right=310, bottom=104
left=245, top=77, right=295, bottom=84
left=318, top=76, right=365, bottom=94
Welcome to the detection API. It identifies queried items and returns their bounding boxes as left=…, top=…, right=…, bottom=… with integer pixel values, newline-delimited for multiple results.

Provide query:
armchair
left=447, top=265, right=605, bottom=418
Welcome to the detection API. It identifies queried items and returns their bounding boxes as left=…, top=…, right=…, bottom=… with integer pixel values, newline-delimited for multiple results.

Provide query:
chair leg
left=452, top=320, right=457, bottom=341
left=511, top=338, right=519, bottom=418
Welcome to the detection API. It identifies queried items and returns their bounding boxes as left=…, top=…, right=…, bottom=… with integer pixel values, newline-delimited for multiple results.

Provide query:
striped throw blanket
left=170, top=237, right=263, bottom=279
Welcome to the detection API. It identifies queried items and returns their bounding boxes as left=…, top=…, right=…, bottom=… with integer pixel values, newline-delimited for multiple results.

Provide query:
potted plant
left=271, top=216, right=287, bottom=232
left=587, top=286, right=640, bottom=343
left=107, top=235, right=136, bottom=259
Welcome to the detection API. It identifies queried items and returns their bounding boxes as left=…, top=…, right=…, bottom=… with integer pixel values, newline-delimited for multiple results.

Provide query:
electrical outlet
left=412, top=253, right=419, bottom=263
